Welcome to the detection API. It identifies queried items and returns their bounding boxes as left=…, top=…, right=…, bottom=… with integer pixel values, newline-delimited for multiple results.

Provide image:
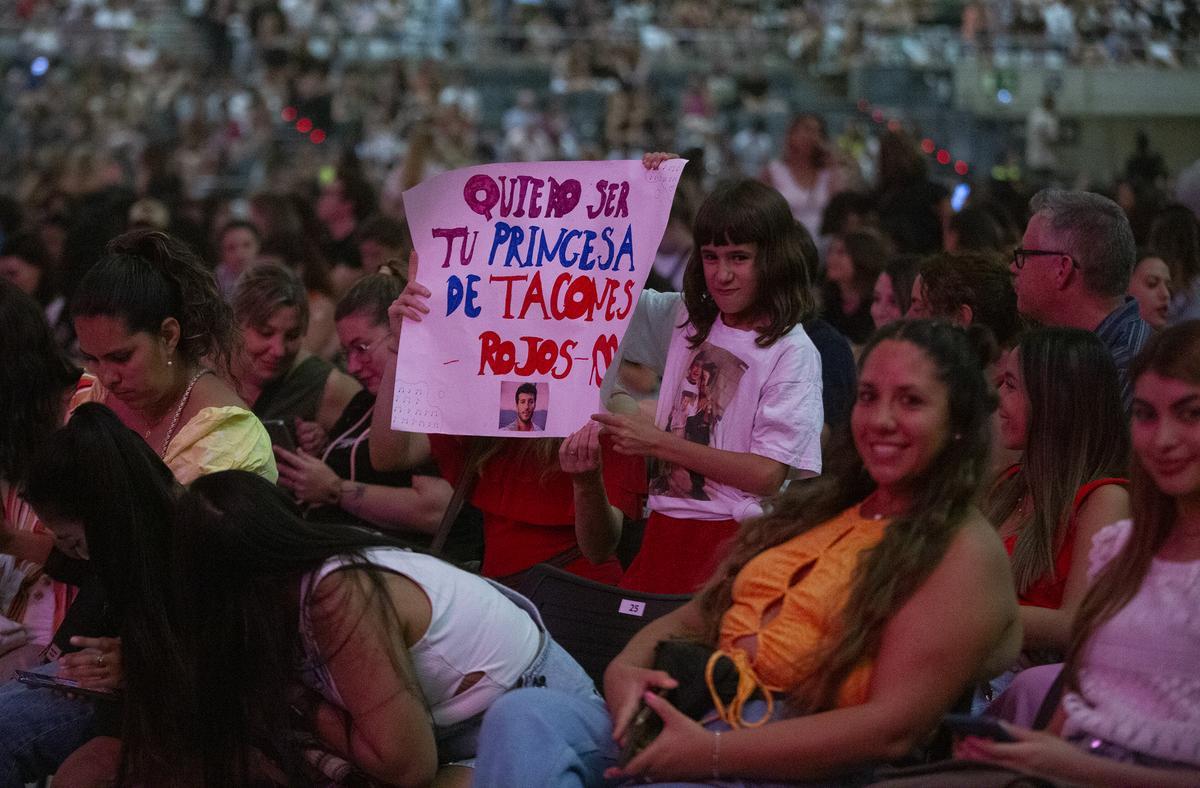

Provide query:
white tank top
left=766, top=159, right=831, bottom=240
left=298, top=548, right=541, bottom=727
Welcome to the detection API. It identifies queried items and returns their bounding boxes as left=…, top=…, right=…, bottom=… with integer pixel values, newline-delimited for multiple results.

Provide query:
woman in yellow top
left=68, top=229, right=276, bottom=485
left=474, top=319, right=1021, bottom=786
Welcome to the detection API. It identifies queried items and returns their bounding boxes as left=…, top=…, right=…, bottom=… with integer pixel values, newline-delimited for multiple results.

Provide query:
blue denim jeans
left=0, top=662, right=97, bottom=787
left=441, top=579, right=607, bottom=773
left=474, top=678, right=617, bottom=787
left=473, top=694, right=875, bottom=788
left=472, top=576, right=616, bottom=786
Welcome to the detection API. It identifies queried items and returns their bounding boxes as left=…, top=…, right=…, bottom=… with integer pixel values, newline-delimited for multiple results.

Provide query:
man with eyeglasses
left=1012, top=189, right=1150, bottom=412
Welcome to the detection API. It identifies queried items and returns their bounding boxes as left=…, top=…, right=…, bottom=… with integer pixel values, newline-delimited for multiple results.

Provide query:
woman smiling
left=474, top=320, right=1020, bottom=786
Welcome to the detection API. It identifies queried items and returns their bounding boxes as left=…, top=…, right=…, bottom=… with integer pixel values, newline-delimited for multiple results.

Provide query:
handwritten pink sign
left=392, top=159, right=685, bottom=436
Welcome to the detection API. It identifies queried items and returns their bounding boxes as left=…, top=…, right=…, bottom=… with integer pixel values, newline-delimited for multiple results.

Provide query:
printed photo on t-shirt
left=650, top=342, right=748, bottom=500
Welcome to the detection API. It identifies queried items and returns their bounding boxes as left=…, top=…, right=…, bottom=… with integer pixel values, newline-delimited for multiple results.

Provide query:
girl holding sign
left=594, top=154, right=825, bottom=594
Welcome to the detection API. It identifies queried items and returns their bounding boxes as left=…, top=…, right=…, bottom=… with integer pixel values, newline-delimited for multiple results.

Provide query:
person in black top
left=795, top=223, right=857, bottom=434
left=273, top=270, right=453, bottom=539
left=822, top=227, right=890, bottom=346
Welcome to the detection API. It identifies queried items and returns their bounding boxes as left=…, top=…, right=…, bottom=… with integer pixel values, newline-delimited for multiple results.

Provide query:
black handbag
left=620, top=639, right=762, bottom=764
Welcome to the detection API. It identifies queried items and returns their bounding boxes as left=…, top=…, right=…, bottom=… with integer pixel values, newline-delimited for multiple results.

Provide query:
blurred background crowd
left=2, top=0, right=1199, bottom=358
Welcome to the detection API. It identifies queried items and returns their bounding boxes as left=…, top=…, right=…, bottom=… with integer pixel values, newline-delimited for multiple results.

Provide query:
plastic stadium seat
left=517, top=563, right=691, bottom=685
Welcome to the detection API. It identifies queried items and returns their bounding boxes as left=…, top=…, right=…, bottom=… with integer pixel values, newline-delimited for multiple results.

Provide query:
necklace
left=859, top=490, right=906, bottom=521
left=1017, top=491, right=1033, bottom=519
left=151, top=369, right=211, bottom=458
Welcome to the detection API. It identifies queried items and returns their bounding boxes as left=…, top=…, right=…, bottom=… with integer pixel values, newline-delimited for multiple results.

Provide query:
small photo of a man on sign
left=498, top=381, right=548, bottom=432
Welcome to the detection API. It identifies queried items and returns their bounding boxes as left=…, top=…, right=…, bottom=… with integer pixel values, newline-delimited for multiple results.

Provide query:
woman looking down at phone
left=273, top=269, right=453, bottom=537
left=473, top=320, right=1021, bottom=786
left=958, top=322, right=1200, bottom=786
left=0, top=280, right=82, bottom=674
left=0, top=404, right=183, bottom=787
left=154, top=469, right=597, bottom=787
left=68, top=229, right=276, bottom=484
left=231, top=262, right=361, bottom=455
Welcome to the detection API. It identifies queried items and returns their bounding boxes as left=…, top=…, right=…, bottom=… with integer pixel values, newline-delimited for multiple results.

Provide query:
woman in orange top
left=473, top=320, right=1021, bottom=786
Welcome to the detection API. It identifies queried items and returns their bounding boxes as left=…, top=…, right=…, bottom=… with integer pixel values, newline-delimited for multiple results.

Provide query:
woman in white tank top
left=105, top=469, right=598, bottom=787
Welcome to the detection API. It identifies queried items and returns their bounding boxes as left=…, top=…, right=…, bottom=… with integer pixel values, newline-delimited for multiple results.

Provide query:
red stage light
left=281, top=106, right=297, bottom=122
left=936, top=149, right=952, bottom=165
left=871, top=109, right=884, bottom=123
left=310, top=129, right=326, bottom=144
left=920, top=138, right=936, bottom=154
left=296, top=118, right=313, bottom=133
left=954, top=160, right=969, bottom=176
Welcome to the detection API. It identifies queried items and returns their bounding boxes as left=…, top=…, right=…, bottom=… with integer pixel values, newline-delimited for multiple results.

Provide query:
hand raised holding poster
left=392, top=159, right=685, bottom=437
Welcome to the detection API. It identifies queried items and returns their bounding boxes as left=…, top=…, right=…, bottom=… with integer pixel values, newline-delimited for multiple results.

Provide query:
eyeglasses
left=1011, top=248, right=1077, bottom=270
left=347, top=333, right=392, bottom=358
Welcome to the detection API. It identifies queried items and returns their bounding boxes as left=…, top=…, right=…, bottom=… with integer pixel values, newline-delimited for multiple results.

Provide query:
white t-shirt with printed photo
left=637, top=293, right=823, bottom=523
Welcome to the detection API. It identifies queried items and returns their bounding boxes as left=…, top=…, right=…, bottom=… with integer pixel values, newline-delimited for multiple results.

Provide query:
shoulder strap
left=987, top=463, right=1023, bottom=501
left=1071, top=478, right=1128, bottom=518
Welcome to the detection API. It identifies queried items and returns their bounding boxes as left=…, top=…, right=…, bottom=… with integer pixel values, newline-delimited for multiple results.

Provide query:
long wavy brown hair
left=467, top=437, right=562, bottom=481
left=694, top=320, right=996, bottom=714
left=985, top=328, right=1129, bottom=594
left=1063, top=321, right=1200, bottom=694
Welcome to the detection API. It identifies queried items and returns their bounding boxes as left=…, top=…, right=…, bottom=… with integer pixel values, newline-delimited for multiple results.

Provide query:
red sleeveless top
left=998, top=466, right=1127, bottom=609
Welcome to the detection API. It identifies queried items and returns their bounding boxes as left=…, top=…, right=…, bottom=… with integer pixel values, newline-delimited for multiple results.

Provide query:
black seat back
left=518, top=563, right=691, bottom=685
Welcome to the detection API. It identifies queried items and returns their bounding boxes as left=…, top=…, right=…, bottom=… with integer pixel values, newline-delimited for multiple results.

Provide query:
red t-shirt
left=428, top=434, right=645, bottom=582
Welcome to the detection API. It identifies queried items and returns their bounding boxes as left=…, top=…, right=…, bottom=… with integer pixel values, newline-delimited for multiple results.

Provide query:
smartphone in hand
left=618, top=688, right=667, bottom=766
left=942, top=713, right=1016, bottom=743
left=262, top=419, right=297, bottom=452
left=16, top=670, right=120, bottom=700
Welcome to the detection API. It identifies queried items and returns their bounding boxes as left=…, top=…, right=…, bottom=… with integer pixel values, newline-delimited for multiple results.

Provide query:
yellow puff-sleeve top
left=69, top=375, right=278, bottom=485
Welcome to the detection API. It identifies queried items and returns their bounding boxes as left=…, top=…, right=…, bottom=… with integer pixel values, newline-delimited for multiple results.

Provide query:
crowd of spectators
left=0, top=2, right=1199, bottom=786
left=4, top=0, right=1200, bottom=233
left=9, top=0, right=1198, bottom=68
